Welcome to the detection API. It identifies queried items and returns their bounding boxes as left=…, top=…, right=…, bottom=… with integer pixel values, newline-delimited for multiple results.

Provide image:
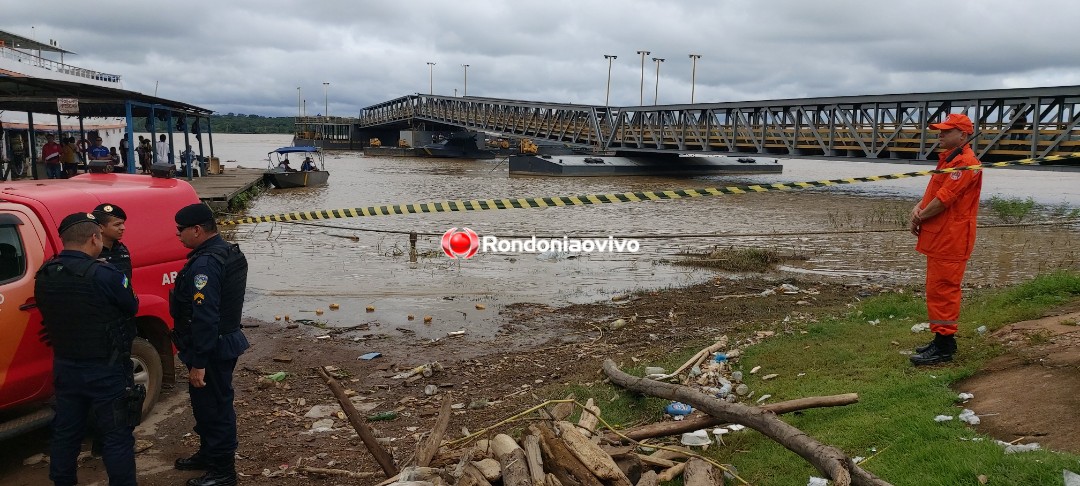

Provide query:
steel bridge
left=357, top=85, right=1080, bottom=162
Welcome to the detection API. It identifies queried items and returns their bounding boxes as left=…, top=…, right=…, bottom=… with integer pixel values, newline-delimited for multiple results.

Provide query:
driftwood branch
left=296, top=466, right=380, bottom=479
left=415, top=394, right=454, bottom=467
left=492, top=434, right=532, bottom=486
left=316, top=366, right=399, bottom=478
left=531, top=423, right=602, bottom=486
left=606, top=393, right=860, bottom=442
left=602, top=359, right=891, bottom=486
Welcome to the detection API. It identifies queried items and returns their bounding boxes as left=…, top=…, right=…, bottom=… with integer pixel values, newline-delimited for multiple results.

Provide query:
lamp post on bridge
left=652, top=57, right=665, bottom=105
left=462, top=64, right=469, bottom=97
left=689, top=54, right=701, bottom=103
left=603, top=54, right=617, bottom=107
left=323, top=82, right=329, bottom=117
left=427, top=62, right=436, bottom=95
left=636, top=50, right=650, bottom=105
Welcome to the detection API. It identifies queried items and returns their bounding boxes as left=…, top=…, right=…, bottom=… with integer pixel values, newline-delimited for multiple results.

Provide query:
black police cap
left=93, top=203, right=127, bottom=221
left=175, top=203, right=215, bottom=227
left=58, top=212, right=99, bottom=236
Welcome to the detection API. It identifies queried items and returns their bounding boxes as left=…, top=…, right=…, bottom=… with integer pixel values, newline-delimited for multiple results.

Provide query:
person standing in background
left=42, top=134, right=62, bottom=179
left=908, top=113, right=983, bottom=366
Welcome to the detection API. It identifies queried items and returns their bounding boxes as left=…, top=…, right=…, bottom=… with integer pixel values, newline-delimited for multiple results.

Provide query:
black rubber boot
left=187, top=456, right=237, bottom=486
left=174, top=452, right=212, bottom=471
left=910, top=333, right=957, bottom=366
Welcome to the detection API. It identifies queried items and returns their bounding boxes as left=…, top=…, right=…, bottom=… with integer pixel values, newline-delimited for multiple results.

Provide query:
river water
left=208, top=134, right=1080, bottom=339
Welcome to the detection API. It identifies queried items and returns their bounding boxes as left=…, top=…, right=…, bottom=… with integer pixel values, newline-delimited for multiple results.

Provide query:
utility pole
left=652, top=57, right=665, bottom=105
left=636, top=50, right=650, bottom=105
left=462, top=64, right=469, bottom=96
left=689, top=54, right=702, bottom=103
left=297, top=87, right=301, bottom=118
left=323, top=82, right=329, bottom=117
left=603, top=54, right=617, bottom=106
left=427, top=62, right=436, bottom=95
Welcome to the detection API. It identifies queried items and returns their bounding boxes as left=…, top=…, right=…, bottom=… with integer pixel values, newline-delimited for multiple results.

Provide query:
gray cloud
left=5, top=0, right=1080, bottom=116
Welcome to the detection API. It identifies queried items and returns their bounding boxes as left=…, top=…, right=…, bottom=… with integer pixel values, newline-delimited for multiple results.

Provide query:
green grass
left=584, top=272, right=1080, bottom=485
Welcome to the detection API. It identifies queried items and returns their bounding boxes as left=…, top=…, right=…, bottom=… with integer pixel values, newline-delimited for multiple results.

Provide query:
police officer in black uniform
left=35, top=212, right=139, bottom=486
left=170, top=203, right=248, bottom=486
left=93, top=203, right=132, bottom=279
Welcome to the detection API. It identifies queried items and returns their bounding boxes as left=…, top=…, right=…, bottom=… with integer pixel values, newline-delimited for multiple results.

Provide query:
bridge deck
left=355, top=86, right=1080, bottom=163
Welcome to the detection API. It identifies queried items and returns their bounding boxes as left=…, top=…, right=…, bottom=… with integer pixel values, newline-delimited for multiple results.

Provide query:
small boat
left=264, top=146, right=329, bottom=188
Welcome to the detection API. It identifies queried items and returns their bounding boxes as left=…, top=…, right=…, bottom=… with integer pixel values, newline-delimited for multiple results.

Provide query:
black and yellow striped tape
left=217, top=152, right=1080, bottom=226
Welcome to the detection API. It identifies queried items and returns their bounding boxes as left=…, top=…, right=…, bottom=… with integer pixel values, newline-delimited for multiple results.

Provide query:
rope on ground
left=216, top=152, right=1080, bottom=227
left=265, top=217, right=1080, bottom=241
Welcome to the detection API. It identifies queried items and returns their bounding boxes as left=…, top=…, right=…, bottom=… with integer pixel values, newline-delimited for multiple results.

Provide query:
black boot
left=914, top=339, right=935, bottom=354
left=187, top=456, right=236, bottom=486
left=910, top=333, right=957, bottom=366
left=175, top=451, right=212, bottom=471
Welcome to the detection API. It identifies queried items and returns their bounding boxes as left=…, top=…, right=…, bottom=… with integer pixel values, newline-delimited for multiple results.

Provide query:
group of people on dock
left=1, top=131, right=208, bottom=180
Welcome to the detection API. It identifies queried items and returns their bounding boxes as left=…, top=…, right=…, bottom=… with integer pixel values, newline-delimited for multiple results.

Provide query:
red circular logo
left=441, top=228, right=479, bottom=259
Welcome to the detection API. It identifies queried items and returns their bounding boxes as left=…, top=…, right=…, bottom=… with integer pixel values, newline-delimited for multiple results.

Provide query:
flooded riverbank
left=210, top=134, right=1080, bottom=340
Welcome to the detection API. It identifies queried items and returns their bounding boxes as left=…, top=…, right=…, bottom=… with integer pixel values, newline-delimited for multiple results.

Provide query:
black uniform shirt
left=98, top=241, right=132, bottom=280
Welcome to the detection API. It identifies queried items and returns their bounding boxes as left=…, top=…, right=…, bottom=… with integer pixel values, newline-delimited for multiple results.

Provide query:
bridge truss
left=357, top=86, right=1080, bottom=161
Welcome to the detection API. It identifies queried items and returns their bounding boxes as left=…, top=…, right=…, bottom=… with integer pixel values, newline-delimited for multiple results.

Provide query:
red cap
left=929, top=113, right=974, bottom=134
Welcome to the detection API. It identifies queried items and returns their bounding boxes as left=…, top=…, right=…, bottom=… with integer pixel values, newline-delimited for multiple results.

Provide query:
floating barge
left=508, top=154, right=783, bottom=177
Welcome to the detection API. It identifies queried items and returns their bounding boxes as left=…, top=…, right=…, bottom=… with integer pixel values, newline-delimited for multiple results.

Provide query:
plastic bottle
left=367, top=411, right=398, bottom=421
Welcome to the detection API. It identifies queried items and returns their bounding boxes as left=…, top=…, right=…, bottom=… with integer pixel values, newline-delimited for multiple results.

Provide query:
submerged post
left=409, top=231, right=418, bottom=263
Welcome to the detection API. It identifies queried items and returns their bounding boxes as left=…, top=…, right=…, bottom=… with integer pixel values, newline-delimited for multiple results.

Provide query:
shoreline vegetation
left=135, top=114, right=294, bottom=134
left=556, top=271, right=1080, bottom=484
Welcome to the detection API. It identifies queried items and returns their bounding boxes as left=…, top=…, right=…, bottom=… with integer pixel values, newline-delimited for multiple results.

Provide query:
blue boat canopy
left=270, top=146, right=320, bottom=154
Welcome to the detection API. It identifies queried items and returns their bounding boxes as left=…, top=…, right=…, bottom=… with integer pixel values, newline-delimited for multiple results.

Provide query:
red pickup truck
left=0, top=173, right=201, bottom=439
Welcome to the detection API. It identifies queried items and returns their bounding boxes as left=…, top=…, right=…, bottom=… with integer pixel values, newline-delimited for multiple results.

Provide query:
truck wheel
left=130, top=338, right=163, bottom=420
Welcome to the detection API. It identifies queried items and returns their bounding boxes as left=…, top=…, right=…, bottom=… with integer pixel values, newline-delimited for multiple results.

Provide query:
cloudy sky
left=6, top=0, right=1080, bottom=117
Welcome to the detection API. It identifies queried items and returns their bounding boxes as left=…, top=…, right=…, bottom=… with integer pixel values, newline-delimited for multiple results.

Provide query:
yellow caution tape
left=217, top=153, right=1080, bottom=226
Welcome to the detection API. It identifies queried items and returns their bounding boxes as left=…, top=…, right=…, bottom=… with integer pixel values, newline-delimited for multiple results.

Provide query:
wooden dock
left=183, top=168, right=266, bottom=210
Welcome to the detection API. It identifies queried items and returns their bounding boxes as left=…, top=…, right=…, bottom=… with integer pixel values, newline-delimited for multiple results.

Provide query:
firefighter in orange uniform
left=909, top=113, right=982, bottom=366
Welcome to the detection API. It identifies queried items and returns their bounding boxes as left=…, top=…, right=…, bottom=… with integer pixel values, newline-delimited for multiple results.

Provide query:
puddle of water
left=208, top=134, right=1080, bottom=337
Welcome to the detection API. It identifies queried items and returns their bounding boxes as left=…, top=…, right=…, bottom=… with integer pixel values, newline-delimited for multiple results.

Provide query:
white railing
left=0, top=46, right=122, bottom=84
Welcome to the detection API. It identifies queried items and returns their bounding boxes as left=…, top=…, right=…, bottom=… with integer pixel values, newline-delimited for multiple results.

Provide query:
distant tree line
left=134, top=114, right=294, bottom=134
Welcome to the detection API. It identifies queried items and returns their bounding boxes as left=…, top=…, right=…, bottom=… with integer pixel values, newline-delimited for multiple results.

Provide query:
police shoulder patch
left=194, top=274, right=208, bottom=290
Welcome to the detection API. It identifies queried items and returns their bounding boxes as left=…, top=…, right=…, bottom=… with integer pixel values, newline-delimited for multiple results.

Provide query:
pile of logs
left=315, top=358, right=894, bottom=486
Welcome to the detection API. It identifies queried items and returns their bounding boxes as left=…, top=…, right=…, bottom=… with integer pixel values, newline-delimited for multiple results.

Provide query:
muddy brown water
left=206, top=134, right=1080, bottom=341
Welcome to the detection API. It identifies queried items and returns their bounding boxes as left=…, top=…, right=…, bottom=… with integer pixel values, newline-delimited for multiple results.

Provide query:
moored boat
left=264, top=146, right=329, bottom=188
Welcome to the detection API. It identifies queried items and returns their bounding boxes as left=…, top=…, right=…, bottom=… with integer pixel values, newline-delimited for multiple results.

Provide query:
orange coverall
left=916, top=145, right=982, bottom=336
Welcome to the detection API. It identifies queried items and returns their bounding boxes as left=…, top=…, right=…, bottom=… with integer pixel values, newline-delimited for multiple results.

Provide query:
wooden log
left=577, top=398, right=601, bottom=435
left=472, top=458, right=502, bottom=482
left=456, top=463, right=494, bottom=486
left=524, top=435, right=547, bottom=486
left=555, top=421, right=632, bottom=486
left=656, top=462, right=686, bottom=483
left=316, top=366, right=398, bottom=478
left=649, top=447, right=693, bottom=462
left=415, top=394, right=454, bottom=467
left=636, top=470, right=659, bottom=486
left=549, top=394, right=576, bottom=421
left=606, top=393, right=860, bottom=443
left=296, top=466, right=379, bottom=479
left=683, top=457, right=722, bottom=486
left=636, top=454, right=676, bottom=469
left=374, top=467, right=443, bottom=486
left=430, top=447, right=486, bottom=468
left=603, top=359, right=892, bottom=486
left=490, top=434, right=531, bottom=486
left=531, top=423, right=601, bottom=486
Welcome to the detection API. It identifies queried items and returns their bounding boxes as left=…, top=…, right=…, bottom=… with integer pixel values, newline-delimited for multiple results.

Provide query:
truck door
left=0, top=206, right=52, bottom=409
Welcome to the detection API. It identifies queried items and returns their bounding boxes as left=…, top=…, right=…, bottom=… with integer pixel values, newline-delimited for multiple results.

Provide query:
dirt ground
left=3, top=277, right=1078, bottom=485
left=956, top=302, right=1080, bottom=454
